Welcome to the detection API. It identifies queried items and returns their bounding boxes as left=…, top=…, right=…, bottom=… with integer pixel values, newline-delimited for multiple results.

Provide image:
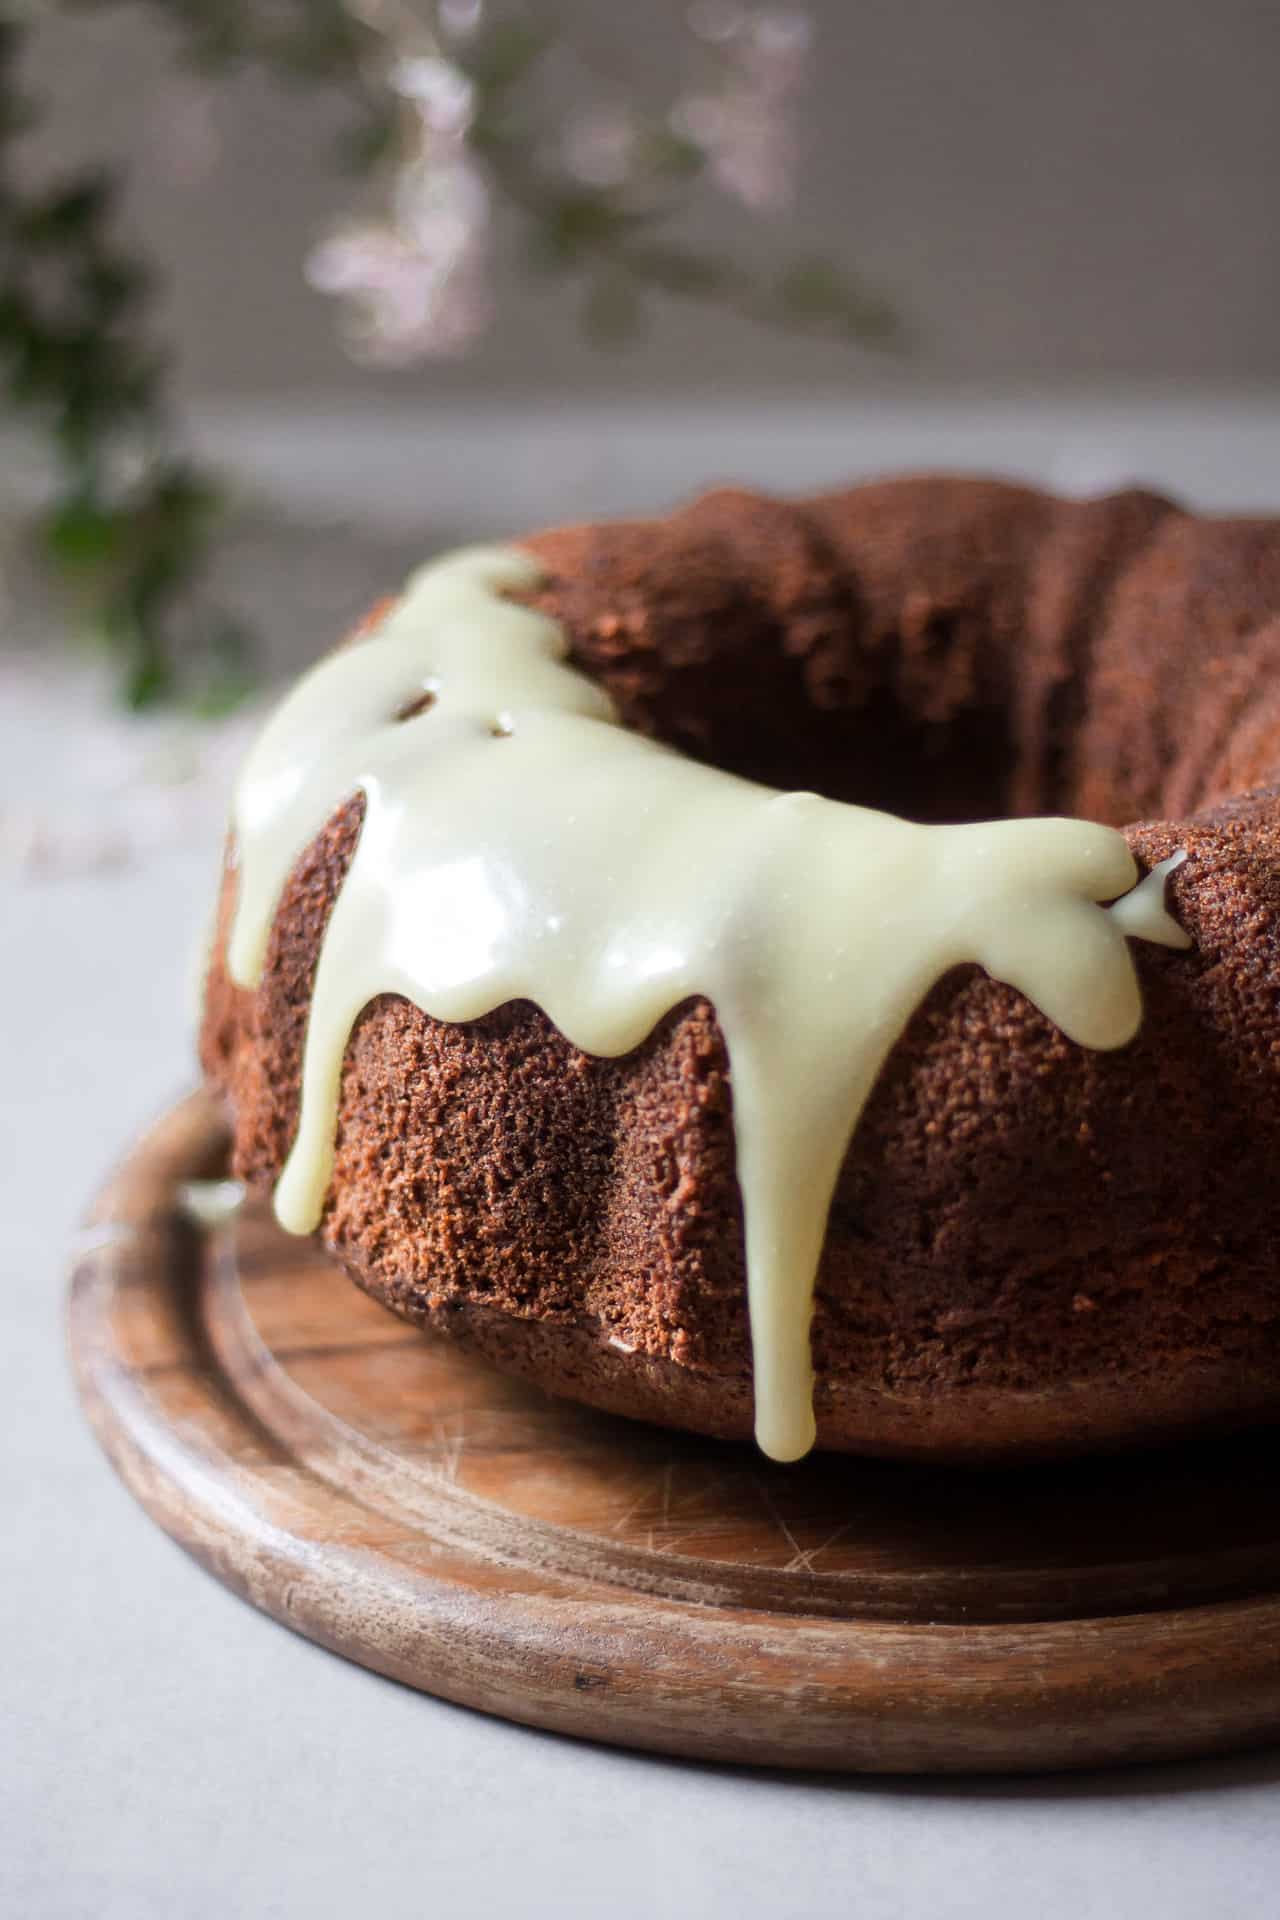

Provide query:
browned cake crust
left=200, top=476, right=1280, bottom=1462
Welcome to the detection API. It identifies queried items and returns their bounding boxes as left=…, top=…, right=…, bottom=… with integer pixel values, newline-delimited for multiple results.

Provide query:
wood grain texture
left=69, top=1092, right=1280, bottom=1773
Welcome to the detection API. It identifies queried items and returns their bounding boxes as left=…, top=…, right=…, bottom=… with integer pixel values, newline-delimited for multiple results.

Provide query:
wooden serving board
left=70, top=1092, right=1280, bottom=1774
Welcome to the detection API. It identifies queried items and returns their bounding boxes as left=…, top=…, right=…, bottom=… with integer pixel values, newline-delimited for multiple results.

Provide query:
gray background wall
left=24, top=1, right=1280, bottom=400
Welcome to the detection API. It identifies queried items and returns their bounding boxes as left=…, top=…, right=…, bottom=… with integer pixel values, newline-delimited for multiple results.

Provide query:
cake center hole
left=655, top=609, right=1116, bottom=827
left=690, top=678, right=1031, bottom=828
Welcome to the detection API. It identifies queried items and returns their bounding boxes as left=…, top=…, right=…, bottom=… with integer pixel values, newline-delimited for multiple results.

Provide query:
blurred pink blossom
left=306, top=52, right=492, bottom=364
left=389, top=53, right=475, bottom=133
left=306, top=189, right=491, bottom=363
left=308, top=3, right=816, bottom=365
left=676, top=6, right=811, bottom=213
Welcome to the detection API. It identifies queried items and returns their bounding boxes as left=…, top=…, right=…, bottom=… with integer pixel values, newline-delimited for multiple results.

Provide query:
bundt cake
left=200, top=474, right=1280, bottom=1465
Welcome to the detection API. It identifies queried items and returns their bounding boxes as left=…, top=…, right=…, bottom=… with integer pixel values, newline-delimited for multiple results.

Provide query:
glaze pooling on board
left=228, top=545, right=1192, bottom=1462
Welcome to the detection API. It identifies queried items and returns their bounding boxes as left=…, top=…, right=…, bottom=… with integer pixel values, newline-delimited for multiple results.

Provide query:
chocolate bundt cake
left=201, top=475, right=1280, bottom=1465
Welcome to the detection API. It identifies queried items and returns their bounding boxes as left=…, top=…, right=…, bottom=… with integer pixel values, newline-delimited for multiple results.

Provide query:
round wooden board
left=70, top=1093, right=1280, bottom=1774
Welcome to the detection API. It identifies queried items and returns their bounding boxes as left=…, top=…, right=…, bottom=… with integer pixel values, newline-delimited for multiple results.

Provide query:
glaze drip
left=229, top=545, right=1191, bottom=1462
left=1108, top=849, right=1192, bottom=949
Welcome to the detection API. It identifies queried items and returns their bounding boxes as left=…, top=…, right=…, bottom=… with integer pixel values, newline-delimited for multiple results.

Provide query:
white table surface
left=8, top=397, right=1280, bottom=1920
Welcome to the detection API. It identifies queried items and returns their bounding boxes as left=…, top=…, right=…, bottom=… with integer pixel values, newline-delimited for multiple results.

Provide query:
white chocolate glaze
left=228, top=545, right=1192, bottom=1463
left=1108, top=849, right=1192, bottom=949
